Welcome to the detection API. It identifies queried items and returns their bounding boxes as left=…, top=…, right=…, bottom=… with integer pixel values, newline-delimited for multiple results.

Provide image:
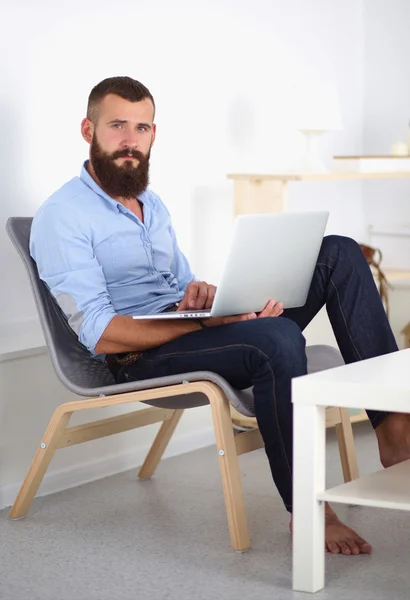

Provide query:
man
left=31, top=76, right=410, bottom=556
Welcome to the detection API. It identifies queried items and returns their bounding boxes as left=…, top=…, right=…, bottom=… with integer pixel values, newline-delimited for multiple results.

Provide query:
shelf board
left=227, top=172, right=410, bottom=182
left=318, top=459, right=410, bottom=510
left=383, top=269, right=410, bottom=282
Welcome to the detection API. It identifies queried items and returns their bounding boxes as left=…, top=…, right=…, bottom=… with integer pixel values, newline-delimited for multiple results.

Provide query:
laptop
left=133, top=211, right=329, bottom=320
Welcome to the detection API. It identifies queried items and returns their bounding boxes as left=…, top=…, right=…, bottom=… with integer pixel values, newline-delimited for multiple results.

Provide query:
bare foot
left=375, top=413, right=410, bottom=468
left=290, top=504, right=372, bottom=556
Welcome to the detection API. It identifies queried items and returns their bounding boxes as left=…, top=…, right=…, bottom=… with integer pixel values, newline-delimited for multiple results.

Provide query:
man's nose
left=121, top=129, right=138, bottom=148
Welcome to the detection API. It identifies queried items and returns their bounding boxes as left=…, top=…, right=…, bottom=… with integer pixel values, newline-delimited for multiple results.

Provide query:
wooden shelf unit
left=227, top=171, right=410, bottom=216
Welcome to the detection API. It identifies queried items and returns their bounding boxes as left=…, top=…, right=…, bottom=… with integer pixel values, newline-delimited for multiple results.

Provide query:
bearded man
left=30, top=76, right=410, bottom=557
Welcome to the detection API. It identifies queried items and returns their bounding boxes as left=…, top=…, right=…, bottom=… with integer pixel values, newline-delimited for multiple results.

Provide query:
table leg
left=292, top=403, right=326, bottom=593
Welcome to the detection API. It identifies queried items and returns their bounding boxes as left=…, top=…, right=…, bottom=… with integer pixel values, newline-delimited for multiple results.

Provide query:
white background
left=1, top=0, right=410, bottom=504
left=0, top=0, right=367, bottom=324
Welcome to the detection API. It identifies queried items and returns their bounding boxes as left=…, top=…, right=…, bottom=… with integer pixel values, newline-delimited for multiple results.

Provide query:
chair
left=6, top=217, right=359, bottom=552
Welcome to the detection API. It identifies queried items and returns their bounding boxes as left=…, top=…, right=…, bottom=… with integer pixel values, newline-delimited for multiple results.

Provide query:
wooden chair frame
left=9, top=381, right=250, bottom=551
left=9, top=379, right=358, bottom=553
left=231, top=405, right=359, bottom=483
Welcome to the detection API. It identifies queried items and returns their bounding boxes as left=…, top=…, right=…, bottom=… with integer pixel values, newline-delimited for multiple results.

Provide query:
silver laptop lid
left=210, top=211, right=329, bottom=317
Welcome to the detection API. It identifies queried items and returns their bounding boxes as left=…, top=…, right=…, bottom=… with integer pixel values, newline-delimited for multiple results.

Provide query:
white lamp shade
left=295, top=83, right=342, bottom=131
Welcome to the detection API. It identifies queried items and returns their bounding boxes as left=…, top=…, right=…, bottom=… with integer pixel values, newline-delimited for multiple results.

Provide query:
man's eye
left=112, top=123, right=123, bottom=129
left=138, top=126, right=147, bottom=132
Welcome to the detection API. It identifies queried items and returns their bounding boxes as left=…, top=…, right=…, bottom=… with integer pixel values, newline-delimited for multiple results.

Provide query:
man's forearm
left=94, top=314, right=201, bottom=354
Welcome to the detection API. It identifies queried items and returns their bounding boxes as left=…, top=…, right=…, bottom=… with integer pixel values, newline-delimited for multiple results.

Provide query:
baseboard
left=0, top=426, right=216, bottom=511
left=0, top=316, right=46, bottom=363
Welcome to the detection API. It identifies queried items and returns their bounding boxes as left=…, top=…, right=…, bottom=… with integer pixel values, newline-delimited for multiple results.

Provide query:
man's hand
left=257, top=299, right=284, bottom=318
left=177, top=280, right=216, bottom=311
left=206, top=312, right=257, bottom=327
left=201, top=299, right=284, bottom=328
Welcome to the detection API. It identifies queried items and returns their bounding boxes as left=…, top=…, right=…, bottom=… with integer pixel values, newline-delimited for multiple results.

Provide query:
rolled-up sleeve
left=30, top=205, right=116, bottom=353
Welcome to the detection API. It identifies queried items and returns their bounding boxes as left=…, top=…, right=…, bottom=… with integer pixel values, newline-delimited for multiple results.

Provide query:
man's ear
left=151, top=123, right=157, bottom=147
left=81, top=118, right=94, bottom=144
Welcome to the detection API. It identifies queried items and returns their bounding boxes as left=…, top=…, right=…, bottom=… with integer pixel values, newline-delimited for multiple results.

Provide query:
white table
left=291, top=349, right=410, bottom=593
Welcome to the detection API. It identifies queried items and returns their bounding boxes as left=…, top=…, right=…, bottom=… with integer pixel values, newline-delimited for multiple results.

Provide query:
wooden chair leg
left=9, top=408, right=73, bottom=519
left=138, top=409, right=184, bottom=479
left=334, top=407, right=359, bottom=482
left=208, top=384, right=250, bottom=552
left=8, top=381, right=250, bottom=553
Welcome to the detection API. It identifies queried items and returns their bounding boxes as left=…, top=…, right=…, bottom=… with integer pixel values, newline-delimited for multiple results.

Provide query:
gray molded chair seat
left=6, top=217, right=358, bottom=553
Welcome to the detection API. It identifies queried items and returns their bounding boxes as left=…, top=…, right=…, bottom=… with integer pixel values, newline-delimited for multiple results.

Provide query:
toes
left=326, top=542, right=341, bottom=554
left=354, top=535, right=372, bottom=554
left=346, top=540, right=360, bottom=555
left=338, top=542, right=352, bottom=555
left=324, top=519, right=372, bottom=556
left=358, top=541, right=372, bottom=554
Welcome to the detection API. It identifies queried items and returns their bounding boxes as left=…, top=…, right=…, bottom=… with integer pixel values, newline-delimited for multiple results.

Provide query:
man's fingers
left=258, top=299, right=284, bottom=318
left=177, top=282, right=199, bottom=311
left=186, top=282, right=201, bottom=308
left=221, top=313, right=257, bottom=325
left=205, top=285, right=217, bottom=309
left=207, top=312, right=259, bottom=328
left=272, top=303, right=284, bottom=317
left=178, top=281, right=216, bottom=311
left=259, top=299, right=276, bottom=316
left=180, top=288, right=282, bottom=317
left=190, top=281, right=208, bottom=309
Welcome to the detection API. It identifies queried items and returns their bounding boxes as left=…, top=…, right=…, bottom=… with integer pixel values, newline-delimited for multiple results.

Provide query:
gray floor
left=1, top=422, right=409, bottom=600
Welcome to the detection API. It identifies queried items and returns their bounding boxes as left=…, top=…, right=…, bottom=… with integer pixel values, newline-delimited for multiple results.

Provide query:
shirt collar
left=79, top=160, right=152, bottom=213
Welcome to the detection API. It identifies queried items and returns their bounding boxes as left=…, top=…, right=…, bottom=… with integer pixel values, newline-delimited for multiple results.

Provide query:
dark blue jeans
left=118, top=236, right=398, bottom=512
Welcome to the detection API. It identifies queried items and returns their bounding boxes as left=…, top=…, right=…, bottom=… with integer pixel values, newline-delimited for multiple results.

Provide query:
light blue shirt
left=30, top=161, right=195, bottom=356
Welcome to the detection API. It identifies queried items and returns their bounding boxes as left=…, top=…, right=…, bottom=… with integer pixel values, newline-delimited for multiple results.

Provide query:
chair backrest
left=6, top=217, right=118, bottom=396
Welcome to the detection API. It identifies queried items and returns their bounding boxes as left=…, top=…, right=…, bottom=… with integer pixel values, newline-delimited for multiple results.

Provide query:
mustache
left=110, top=149, right=147, bottom=161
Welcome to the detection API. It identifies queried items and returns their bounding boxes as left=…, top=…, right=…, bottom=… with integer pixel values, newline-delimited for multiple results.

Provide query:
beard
left=90, top=136, right=151, bottom=199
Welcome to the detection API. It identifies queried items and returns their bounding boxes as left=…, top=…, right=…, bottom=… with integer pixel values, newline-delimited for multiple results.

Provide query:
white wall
left=0, top=0, right=366, bottom=312
left=0, top=0, right=367, bottom=504
left=362, top=0, right=410, bottom=268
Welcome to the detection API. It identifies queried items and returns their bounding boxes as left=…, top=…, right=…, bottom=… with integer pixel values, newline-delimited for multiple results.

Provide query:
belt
left=106, top=302, right=179, bottom=370
left=106, top=351, right=143, bottom=368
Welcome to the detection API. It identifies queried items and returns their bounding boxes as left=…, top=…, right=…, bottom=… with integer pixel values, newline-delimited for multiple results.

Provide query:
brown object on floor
left=360, top=243, right=391, bottom=318
left=401, top=322, right=410, bottom=348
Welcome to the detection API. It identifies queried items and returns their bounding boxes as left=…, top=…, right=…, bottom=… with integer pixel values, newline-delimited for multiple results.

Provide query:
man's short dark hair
left=87, top=76, right=155, bottom=122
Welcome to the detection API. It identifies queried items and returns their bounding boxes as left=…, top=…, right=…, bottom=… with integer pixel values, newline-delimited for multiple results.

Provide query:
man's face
left=84, top=94, right=156, bottom=199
